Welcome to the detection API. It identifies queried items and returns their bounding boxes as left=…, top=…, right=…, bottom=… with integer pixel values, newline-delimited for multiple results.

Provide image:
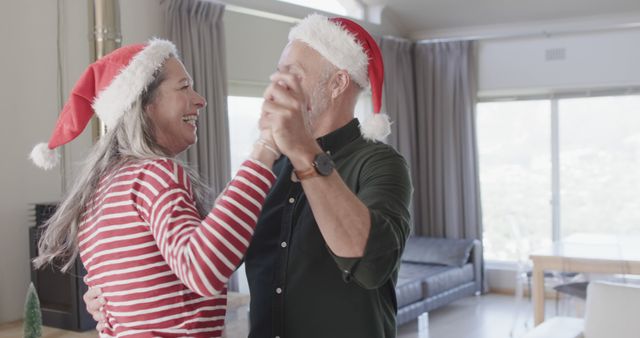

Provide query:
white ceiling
left=362, top=0, right=640, bottom=39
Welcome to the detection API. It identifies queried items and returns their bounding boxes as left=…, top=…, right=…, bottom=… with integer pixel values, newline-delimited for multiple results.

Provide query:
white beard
left=306, top=82, right=330, bottom=132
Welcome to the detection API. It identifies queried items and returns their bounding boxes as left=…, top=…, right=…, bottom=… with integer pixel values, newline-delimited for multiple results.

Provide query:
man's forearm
left=300, top=171, right=371, bottom=257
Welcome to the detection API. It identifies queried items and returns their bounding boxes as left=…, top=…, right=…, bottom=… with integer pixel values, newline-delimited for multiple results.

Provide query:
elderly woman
left=30, top=39, right=279, bottom=337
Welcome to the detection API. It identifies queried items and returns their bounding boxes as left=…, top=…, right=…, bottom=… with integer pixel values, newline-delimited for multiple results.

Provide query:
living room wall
left=478, top=28, right=640, bottom=97
left=0, top=0, right=92, bottom=323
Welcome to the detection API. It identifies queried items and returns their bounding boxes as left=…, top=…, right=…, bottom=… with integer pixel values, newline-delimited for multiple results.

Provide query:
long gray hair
left=33, top=62, right=212, bottom=271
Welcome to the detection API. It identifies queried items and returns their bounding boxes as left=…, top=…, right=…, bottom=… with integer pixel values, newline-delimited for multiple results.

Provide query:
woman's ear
left=331, top=70, right=351, bottom=99
left=143, top=101, right=155, bottom=117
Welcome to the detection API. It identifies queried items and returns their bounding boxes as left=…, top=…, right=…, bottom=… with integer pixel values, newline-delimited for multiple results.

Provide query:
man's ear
left=331, top=70, right=351, bottom=99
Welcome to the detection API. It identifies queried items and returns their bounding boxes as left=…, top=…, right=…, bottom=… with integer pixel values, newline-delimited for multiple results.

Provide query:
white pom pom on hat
left=289, top=14, right=390, bottom=142
left=29, top=143, right=60, bottom=170
left=359, top=112, right=391, bottom=141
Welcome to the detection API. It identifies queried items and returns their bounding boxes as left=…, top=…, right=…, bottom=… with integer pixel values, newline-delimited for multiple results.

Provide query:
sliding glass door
left=478, top=94, right=640, bottom=261
left=559, top=96, right=640, bottom=239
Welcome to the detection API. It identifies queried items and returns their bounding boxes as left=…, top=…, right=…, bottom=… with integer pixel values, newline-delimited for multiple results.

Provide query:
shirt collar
left=316, top=118, right=361, bottom=155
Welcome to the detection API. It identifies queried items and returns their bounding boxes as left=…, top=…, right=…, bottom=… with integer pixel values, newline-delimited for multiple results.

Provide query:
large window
left=477, top=100, right=552, bottom=261
left=227, top=95, right=263, bottom=294
left=227, top=96, right=263, bottom=174
left=478, top=94, right=640, bottom=261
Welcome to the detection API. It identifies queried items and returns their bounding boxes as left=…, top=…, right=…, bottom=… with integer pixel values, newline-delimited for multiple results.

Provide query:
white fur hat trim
left=92, top=38, right=178, bottom=129
left=288, top=14, right=369, bottom=89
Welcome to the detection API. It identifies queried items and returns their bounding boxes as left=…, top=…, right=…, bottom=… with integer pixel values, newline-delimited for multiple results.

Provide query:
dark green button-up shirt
left=245, top=118, right=413, bottom=338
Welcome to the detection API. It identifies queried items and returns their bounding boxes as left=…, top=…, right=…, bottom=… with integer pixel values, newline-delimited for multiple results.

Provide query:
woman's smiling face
left=145, top=57, right=206, bottom=156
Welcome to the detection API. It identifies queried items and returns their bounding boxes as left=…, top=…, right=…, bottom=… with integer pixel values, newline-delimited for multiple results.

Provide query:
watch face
left=314, top=153, right=335, bottom=176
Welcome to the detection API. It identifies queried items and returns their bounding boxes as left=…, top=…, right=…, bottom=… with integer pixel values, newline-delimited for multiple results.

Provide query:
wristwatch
left=293, top=152, right=335, bottom=181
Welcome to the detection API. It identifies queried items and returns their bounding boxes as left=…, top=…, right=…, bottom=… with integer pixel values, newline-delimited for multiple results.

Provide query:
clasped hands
left=256, top=71, right=321, bottom=165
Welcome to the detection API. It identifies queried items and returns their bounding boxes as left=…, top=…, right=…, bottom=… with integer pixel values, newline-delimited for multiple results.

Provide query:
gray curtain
left=164, top=0, right=230, bottom=198
left=382, top=38, right=483, bottom=240
left=383, top=38, right=486, bottom=291
left=413, top=40, right=483, bottom=240
left=380, top=36, right=420, bottom=229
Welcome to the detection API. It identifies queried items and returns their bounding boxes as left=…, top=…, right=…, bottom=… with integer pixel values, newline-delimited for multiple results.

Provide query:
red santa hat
left=30, top=38, right=177, bottom=170
left=288, top=14, right=390, bottom=141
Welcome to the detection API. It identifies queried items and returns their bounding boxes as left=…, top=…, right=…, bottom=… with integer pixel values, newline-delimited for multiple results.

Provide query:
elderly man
left=246, top=14, right=412, bottom=338
left=86, top=14, right=412, bottom=338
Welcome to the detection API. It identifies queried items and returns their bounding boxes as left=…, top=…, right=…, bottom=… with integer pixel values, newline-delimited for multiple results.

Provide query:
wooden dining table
left=530, top=234, right=640, bottom=326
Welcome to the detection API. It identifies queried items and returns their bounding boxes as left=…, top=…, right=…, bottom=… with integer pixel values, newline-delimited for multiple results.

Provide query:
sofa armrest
left=471, top=239, right=482, bottom=294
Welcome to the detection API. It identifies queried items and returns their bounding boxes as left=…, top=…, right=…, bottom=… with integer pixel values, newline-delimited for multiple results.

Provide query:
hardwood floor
left=0, top=293, right=565, bottom=338
left=0, top=320, right=95, bottom=338
left=398, top=293, right=564, bottom=338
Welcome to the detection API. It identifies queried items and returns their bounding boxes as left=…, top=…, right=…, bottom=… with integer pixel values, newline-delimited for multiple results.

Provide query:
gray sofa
left=396, top=236, right=483, bottom=325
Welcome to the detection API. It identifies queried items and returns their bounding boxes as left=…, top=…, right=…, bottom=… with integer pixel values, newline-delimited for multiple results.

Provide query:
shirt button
left=288, top=197, right=295, bottom=204
left=281, top=241, right=287, bottom=248
left=276, top=287, right=283, bottom=294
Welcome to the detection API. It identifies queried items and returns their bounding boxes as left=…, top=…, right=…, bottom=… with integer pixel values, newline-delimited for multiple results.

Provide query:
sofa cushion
left=423, top=263, right=474, bottom=297
left=402, top=236, right=474, bottom=267
left=399, top=262, right=451, bottom=281
left=395, top=277, right=424, bottom=308
left=398, top=262, right=452, bottom=300
left=399, top=262, right=475, bottom=298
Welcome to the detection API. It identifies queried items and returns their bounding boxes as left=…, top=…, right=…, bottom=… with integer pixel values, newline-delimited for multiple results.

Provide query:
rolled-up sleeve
left=330, top=149, right=413, bottom=289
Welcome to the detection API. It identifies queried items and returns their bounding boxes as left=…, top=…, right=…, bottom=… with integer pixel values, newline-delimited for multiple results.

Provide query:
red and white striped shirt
left=78, top=158, right=275, bottom=337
